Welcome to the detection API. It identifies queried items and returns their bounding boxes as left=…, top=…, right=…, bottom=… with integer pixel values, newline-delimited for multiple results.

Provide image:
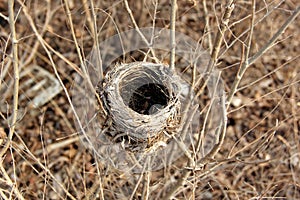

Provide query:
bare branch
left=0, top=0, right=20, bottom=158
left=205, top=0, right=234, bottom=73
left=227, top=5, right=300, bottom=106
left=162, top=169, right=190, bottom=200
left=0, top=12, right=23, bottom=200
left=123, top=0, right=159, bottom=63
left=0, top=3, right=23, bottom=200
left=170, top=0, right=177, bottom=70
left=248, top=6, right=300, bottom=65
left=202, top=0, right=213, bottom=52
left=89, top=0, right=103, bottom=80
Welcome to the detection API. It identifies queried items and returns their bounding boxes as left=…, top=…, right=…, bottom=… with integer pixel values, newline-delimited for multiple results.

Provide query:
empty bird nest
left=72, top=59, right=225, bottom=173
left=98, top=62, right=183, bottom=153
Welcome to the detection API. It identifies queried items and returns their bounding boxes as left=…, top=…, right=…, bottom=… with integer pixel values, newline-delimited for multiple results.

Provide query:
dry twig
left=170, top=0, right=177, bottom=70
left=205, top=0, right=234, bottom=73
left=0, top=4, right=23, bottom=200
left=202, top=0, right=213, bottom=52
left=0, top=0, right=19, bottom=159
left=123, top=0, right=159, bottom=63
left=227, top=5, right=300, bottom=106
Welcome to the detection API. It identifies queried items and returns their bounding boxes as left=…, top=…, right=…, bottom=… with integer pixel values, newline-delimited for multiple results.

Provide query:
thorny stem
left=227, top=5, right=300, bottom=106
left=170, top=0, right=177, bottom=70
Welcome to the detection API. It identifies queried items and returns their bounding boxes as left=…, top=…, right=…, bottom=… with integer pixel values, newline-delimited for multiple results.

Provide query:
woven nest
left=72, top=61, right=196, bottom=173
left=71, top=28, right=226, bottom=173
left=98, top=62, right=182, bottom=153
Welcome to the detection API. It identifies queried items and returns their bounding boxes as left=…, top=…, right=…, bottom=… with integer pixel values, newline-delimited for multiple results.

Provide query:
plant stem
left=227, top=5, right=300, bottom=106
left=0, top=0, right=20, bottom=158
left=170, top=0, right=177, bottom=70
left=0, top=2, right=24, bottom=200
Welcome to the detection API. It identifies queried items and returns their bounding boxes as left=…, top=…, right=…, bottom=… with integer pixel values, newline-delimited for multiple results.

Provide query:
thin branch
left=63, top=0, right=89, bottom=73
left=18, top=0, right=100, bottom=160
left=16, top=2, right=95, bottom=199
left=34, top=136, right=79, bottom=155
left=0, top=165, right=24, bottom=200
left=227, top=0, right=255, bottom=108
left=238, top=54, right=300, bottom=92
left=227, top=5, right=300, bottom=106
left=228, top=75, right=297, bottom=158
left=123, top=0, right=159, bottom=63
left=202, top=0, right=213, bottom=52
left=21, top=0, right=52, bottom=68
left=170, top=0, right=177, bottom=70
left=192, top=0, right=234, bottom=108
left=205, top=0, right=234, bottom=73
left=197, top=72, right=227, bottom=165
left=14, top=133, right=76, bottom=200
left=162, top=169, right=190, bottom=200
left=248, top=6, right=300, bottom=65
left=63, top=0, right=106, bottom=115
left=0, top=12, right=8, bottom=21
left=0, top=0, right=20, bottom=160
left=89, top=0, right=103, bottom=80
left=229, top=78, right=300, bottom=114
left=219, top=0, right=285, bottom=58
left=142, top=171, right=151, bottom=200
left=94, top=159, right=105, bottom=200
left=244, top=0, right=255, bottom=61
left=0, top=190, right=9, bottom=200
left=164, top=2, right=234, bottom=198
left=81, top=0, right=95, bottom=36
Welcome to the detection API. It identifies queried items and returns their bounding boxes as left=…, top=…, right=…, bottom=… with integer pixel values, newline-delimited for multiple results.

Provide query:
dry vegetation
left=0, top=0, right=300, bottom=199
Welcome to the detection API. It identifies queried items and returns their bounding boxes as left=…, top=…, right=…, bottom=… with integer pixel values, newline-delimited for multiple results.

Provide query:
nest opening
left=118, top=67, right=171, bottom=115
left=99, top=62, right=186, bottom=155
left=128, top=83, right=169, bottom=115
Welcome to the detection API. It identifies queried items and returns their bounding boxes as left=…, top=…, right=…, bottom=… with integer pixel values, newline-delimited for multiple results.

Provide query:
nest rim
left=100, top=62, right=182, bottom=151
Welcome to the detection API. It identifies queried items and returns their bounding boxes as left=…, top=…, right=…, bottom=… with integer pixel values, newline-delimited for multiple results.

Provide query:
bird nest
left=72, top=61, right=198, bottom=173
left=71, top=28, right=226, bottom=173
left=98, top=62, right=182, bottom=153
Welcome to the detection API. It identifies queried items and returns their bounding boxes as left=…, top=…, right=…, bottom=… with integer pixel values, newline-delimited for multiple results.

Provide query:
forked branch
left=227, top=5, right=300, bottom=106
